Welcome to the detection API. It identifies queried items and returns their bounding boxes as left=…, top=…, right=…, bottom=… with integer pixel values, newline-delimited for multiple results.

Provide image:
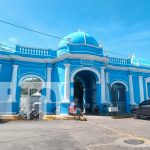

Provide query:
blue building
left=0, top=31, right=150, bottom=118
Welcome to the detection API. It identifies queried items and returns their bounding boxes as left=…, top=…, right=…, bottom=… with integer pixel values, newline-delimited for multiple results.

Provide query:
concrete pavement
left=0, top=116, right=150, bottom=150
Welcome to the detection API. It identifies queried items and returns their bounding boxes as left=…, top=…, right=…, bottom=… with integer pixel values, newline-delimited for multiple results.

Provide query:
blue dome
left=58, top=31, right=99, bottom=48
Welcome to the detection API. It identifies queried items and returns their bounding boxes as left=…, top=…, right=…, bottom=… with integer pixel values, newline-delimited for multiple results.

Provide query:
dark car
left=132, top=100, right=150, bottom=119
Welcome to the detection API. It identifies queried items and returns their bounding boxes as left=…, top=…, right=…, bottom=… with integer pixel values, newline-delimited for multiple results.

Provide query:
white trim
left=107, top=65, right=150, bottom=73
left=9, top=65, right=19, bottom=102
left=105, top=72, right=110, bottom=102
left=70, top=67, right=100, bottom=83
left=0, top=54, right=51, bottom=63
left=139, top=76, right=144, bottom=102
left=128, top=75, right=135, bottom=104
left=101, top=67, right=106, bottom=103
left=145, top=77, right=150, bottom=82
left=18, top=74, right=45, bottom=88
left=46, top=67, right=52, bottom=102
left=145, top=77, right=150, bottom=99
left=0, top=64, right=2, bottom=71
left=1, top=53, right=150, bottom=73
left=145, top=80, right=149, bottom=99
left=0, top=53, right=107, bottom=64
left=111, top=80, right=128, bottom=91
left=53, top=54, right=108, bottom=63
left=63, top=64, right=70, bottom=102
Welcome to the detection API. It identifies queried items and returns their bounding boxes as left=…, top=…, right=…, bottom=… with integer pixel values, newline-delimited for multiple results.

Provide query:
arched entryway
left=111, top=82, right=127, bottom=114
left=19, top=76, right=44, bottom=118
left=72, top=68, right=100, bottom=115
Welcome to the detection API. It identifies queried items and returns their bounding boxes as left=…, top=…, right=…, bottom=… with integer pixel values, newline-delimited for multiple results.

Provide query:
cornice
left=52, top=54, right=108, bottom=63
left=0, top=53, right=150, bottom=74
left=107, top=65, right=150, bottom=73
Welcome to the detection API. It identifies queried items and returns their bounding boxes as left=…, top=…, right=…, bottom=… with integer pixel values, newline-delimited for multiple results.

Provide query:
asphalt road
left=0, top=116, right=150, bottom=150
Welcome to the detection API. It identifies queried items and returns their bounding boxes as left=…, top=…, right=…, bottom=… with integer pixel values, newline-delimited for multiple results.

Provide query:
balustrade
left=109, top=57, right=131, bottom=65
left=18, top=46, right=50, bottom=56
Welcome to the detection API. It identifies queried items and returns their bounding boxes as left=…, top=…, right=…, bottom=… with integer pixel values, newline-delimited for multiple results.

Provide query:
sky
left=0, top=0, right=150, bottom=59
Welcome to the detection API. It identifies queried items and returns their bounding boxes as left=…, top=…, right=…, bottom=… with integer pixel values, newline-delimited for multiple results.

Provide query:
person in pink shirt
left=68, top=102, right=77, bottom=115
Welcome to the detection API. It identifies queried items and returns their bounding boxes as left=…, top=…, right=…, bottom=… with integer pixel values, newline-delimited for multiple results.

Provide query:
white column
left=139, top=76, right=144, bottom=102
left=46, top=67, right=52, bottom=102
left=128, top=75, right=135, bottom=104
left=101, top=67, right=106, bottom=103
left=145, top=79, right=148, bottom=99
left=63, top=64, right=70, bottom=102
left=0, top=64, right=2, bottom=71
left=105, top=72, right=110, bottom=103
left=10, top=64, right=19, bottom=102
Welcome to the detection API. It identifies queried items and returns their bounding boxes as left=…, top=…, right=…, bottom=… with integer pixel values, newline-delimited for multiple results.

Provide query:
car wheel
left=132, top=111, right=139, bottom=119
left=134, top=113, right=140, bottom=119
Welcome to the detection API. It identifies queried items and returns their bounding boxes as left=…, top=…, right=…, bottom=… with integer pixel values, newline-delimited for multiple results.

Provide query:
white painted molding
left=139, top=76, right=144, bottom=102
left=12, top=64, right=19, bottom=69
left=107, top=65, right=150, bottom=73
left=145, top=77, right=150, bottom=99
left=101, top=67, right=106, bottom=103
left=0, top=53, right=108, bottom=64
left=53, top=54, right=108, bottom=63
left=0, top=64, right=2, bottom=70
left=46, top=67, right=52, bottom=102
left=105, top=72, right=110, bottom=103
left=145, top=77, right=150, bottom=82
left=128, top=75, right=135, bottom=104
left=63, top=63, right=70, bottom=102
left=111, top=80, right=128, bottom=91
left=18, top=74, right=45, bottom=88
left=64, top=63, right=70, bottom=67
left=1, top=53, right=150, bottom=74
left=10, top=64, right=19, bottom=102
left=145, top=80, right=149, bottom=99
left=70, top=66, right=100, bottom=83
left=101, top=66, right=106, bottom=70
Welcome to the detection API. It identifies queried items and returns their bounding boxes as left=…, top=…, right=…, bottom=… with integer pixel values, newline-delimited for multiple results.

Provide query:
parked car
left=132, top=99, right=150, bottom=119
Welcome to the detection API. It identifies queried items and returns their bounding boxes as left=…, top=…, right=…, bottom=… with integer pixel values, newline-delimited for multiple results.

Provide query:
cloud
left=8, top=37, right=18, bottom=44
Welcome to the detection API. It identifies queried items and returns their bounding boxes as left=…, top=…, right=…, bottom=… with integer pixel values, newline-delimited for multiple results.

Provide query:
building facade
left=0, top=31, right=150, bottom=117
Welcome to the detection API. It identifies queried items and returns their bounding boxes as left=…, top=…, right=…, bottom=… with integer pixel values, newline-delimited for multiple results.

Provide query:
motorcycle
left=17, top=109, right=27, bottom=120
left=29, top=109, right=39, bottom=120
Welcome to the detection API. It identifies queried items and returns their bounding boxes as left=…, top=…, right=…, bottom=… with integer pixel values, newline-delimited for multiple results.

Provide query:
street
left=0, top=116, right=150, bottom=150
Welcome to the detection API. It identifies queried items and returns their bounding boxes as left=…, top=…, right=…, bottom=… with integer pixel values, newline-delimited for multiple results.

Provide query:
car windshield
left=141, top=100, right=150, bottom=105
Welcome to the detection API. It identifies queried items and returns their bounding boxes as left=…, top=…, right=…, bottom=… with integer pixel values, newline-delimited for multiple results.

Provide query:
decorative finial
left=99, top=42, right=103, bottom=48
left=130, top=53, right=135, bottom=64
left=132, top=53, right=135, bottom=58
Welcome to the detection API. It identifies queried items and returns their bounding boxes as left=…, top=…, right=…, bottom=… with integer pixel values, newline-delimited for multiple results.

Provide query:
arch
left=145, top=77, right=150, bottom=82
left=18, top=74, right=45, bottom=88
left=75, top=76, right=86, bottom=89
left=111, top=81, right=128, bottom=91
left=18, top=74, right=45, bottom=117
left=72, top=67, right=98, bottom=114
left=71, top=67, right=100, bottom=83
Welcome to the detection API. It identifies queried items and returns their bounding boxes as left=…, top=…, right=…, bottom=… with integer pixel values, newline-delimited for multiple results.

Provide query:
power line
left=0, top=19, right=132, bottom=58
left=104, top=49, right=129, bottom=58
left=0, top=19, right=65, bottom=41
